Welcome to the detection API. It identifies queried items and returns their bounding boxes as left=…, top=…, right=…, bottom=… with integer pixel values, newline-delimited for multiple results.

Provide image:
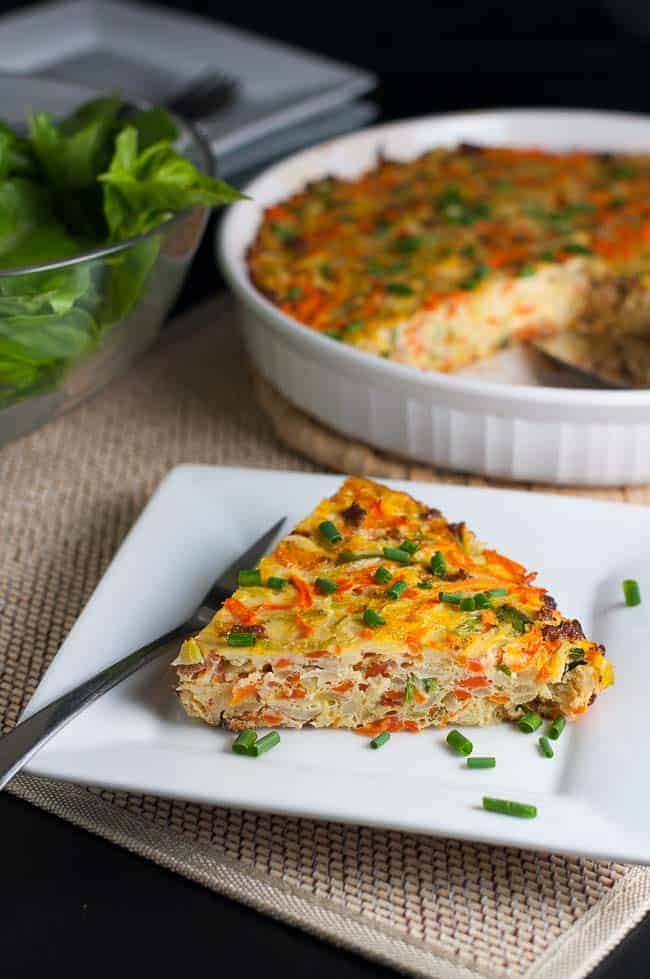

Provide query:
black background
left=2, top=2, right=650, bottom=976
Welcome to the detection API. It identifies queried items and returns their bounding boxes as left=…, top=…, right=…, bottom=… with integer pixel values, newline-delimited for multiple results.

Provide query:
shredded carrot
left=290, top=574, right=313, bottom=608
left=306, top=649, right=330, bottom=659
left=229, top=682, right=259, bottom=705
left=332, top=680, right=353, bottom=693
left=223, top=597, right=257, bottom=625
left=482, top=549, right=529, bottom=580
left=274, top=658, right=294, bottom=669
left=458, top=676, right=490, bottom=690
left=294, top=613, right=313, bottom=636
left=454, top=689, right=472, bottom=701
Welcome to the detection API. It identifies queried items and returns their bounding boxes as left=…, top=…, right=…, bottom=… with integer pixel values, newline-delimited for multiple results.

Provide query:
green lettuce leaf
left=99, top=126, right=244, bottom=240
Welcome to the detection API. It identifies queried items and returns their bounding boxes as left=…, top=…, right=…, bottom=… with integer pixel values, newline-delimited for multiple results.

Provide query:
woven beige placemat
left=2, top=295, right=650, bottom=979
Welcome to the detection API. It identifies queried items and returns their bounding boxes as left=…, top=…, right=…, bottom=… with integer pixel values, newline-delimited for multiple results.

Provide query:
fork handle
left=0, top=624, right=191, bottom=791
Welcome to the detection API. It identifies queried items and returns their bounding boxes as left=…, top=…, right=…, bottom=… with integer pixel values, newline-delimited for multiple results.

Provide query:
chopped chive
left=404, top=675, right=416, bottom=703
left=547, top=715, right=566, bottom=741
left=382, top=546, right=412, bottom=564
left=486, top=588, right=508, bottom=597
left=496, top=663, right=512, bottom=677
left=440, top=591, right=462, bottom=605
left=393, top=235, right=422, bottom=254
left=564, top=242, right=592, bottom=255
left=623, top=579, right=641, bottom=607
left=374, top=566, right=392, bottom=584
left=363, top=608, right=386, bottom=628
left=474, top=593, right=490, bottom=609
left=430, top=551, right=447, bottom=576
left=539, top=736, right=554, bottom=758
left=483, top=797, right=537, bottom=819
left=422, top=677, right=438, bottom=693
left=400, top=539, right=420, bottom=555
left=467, top=756, right=496, bottom=769
left=387, top=282, right=414, bottom=295
left=227, top=631, right=256, bottom=647
left=497, top=604, right=531, bottom=633
left=232, top=730, right=257, bottom=755
left=517, top=265, right=536, bottom=277
left=446, top=729, right=473, bottom=756
left=344, top=321, right=364, bottom=334
left=249, top=731, right=280, bottom=757
left=238, top=569, right=261, bottom=587
left=460, top=596, right=476, bottom=612
left=370, top=731, right=391, bottom=749
left=267, top=576, right=286, bottom=590
left=518, top=711, right=543, bottom=733
left=387, top=580, right=407, bottom=600
left=319, top=520, right=342, bottom=544
left=287, top=286, right=302, bottom=301
left=417, top=581, right=433, bottom=590
left=315, top=577, right=338, bottom=595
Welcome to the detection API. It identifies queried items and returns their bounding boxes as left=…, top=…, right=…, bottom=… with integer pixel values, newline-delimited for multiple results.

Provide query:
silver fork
left=165, top=70, right=239, bottom=120
left=0, top=516, right=286, bottom=791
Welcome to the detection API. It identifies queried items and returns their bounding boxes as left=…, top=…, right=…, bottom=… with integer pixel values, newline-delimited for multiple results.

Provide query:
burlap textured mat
left=3, top=295, right=650, bottom=979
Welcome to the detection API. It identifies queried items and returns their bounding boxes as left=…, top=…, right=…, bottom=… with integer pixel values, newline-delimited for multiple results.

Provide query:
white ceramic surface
left=219, top=110, right=650, bottom=485
left=22, top=465, right=650, bottom=864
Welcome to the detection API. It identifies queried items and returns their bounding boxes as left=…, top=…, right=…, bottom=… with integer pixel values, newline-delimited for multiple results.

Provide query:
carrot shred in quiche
left=173, top=478, right=613, bottom=732
left=247, top=145, right=650, bottom=373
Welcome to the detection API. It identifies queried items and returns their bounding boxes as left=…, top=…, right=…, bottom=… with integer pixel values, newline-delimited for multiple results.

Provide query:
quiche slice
left=174, top=477, right=613, bottom=733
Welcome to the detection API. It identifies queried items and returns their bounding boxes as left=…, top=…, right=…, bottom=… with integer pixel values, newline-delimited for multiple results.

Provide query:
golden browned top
left=248, top=145, right=650, bottom=346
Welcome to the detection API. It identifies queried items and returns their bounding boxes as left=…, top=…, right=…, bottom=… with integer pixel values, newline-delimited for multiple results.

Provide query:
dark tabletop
left=2, top=2, right=650, bottom=976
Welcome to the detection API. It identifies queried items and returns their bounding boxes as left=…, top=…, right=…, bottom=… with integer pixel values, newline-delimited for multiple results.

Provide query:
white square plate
left=23, top=466, right=650, bottom=863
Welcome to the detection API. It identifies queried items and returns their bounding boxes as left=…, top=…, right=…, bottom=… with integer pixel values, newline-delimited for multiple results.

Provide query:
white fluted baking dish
left=219, top=109, right=650, bottom=486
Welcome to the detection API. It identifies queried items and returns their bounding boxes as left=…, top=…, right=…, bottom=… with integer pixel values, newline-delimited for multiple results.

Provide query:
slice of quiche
left=174, top=477, right=613, bottom=733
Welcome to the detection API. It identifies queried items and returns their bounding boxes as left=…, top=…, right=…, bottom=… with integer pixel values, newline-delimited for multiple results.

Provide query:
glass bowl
left=0, top=76, right=212, bottom=445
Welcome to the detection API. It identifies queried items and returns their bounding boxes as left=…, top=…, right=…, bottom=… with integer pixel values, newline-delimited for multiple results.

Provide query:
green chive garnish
left=374, top=566, right=392, bottom=584
left=404, top=675, right=416, bottom=703
left=337, top=550, right=382, bottom=564
left=518, top=711, right=543, bottom=733
left=238, top=569, right=261, bottom=587
left=517, top=265, right=536, bottom=277
left=460, top=596, right=476, bottom=611
left=483, top=797, right=537, bottom=819
left=422, top=677, right=438, bottom=693
left=440, top=592, right=462, bottom=605
left=287, top=286, right=302, bottom=301
left=227, top=632, right=256, bottom=647
left=383, top=546, right=411, bottom=564
left=539, top=736, right=554, bottom=758
left=564, top=242, right=592, bottom=255
left=250, top=731, right=280, bottom=757
left=497, top=604, right=531, bottom=633
left=430, top=551, right=447, bottom=576
left=547, top=715, right=566, bottom=741
left=363, top=609, right=386, bottom=628
left=232, top=731, right=257, bottom=755
left=319, top=520, right=342, bottom=544
left=400, top=539, right=420, bottom=555
left=387, top=580, right=407, bottom=600
left=474, top=593, right=490, bottom=609
left=467, top=756, right=496, bottom=769
left=315, top=577, right=338, bottom=595
left=370, top=731, right=390, bottom=749
left=446, top=730, right=473, bottom=756
left=267, top=576, right=286, bottom=590
left=387, top=282, right=414, bottom=295
left=417, top=581, right=433, bottom=590
left=496, top=664, right=512, bottom=677
left=486, top=588, right=508, bottom=597
left=623, top=579, right=641, bottom=607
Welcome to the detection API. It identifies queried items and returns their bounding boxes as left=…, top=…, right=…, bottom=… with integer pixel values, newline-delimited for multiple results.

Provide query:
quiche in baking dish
left=174, top=477, right=613, bottom=733
left=247, top=145, right=650, bottom=373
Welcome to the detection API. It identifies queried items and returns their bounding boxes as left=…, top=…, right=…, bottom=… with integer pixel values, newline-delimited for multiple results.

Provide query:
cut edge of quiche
left=173, top=477, right=613, bottom=734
